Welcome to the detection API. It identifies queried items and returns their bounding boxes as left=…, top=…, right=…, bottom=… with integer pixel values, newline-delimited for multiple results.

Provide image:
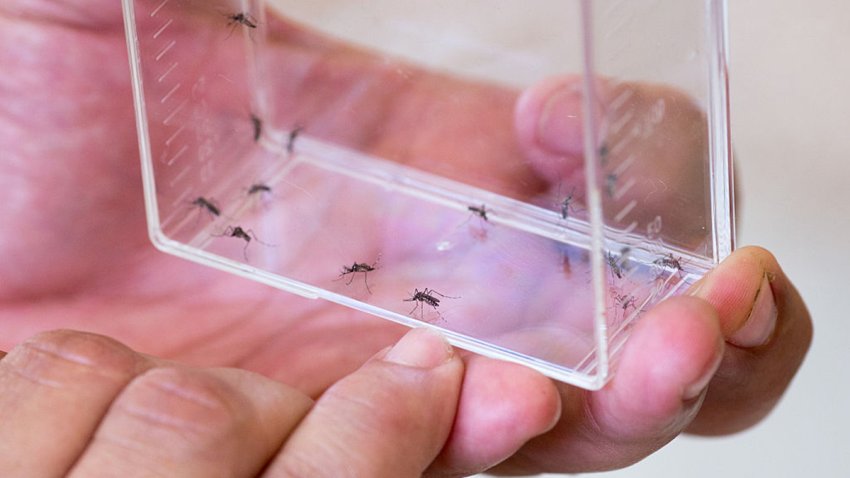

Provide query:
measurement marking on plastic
left=154, top=40, right=176, bottom=62
left=163, top=144, right=188, bottom=166
left=646, top=216, right=663, bottom=240
left=150, top=0, right=171, bottom=18
left=612, top=154, right=637, bottom=176
left=614, top=200, right=637, bottom=223
left=609, top=135, right=633, bottom=157
left=162, top=100, right=187, bottom=126
left=153, top=19, right=173, bottom=39
left=647, top=99, right=666, bottom=126
left=622, top=221, right=639, bottom=234
left=160, top=83, right=181, bottom=104
left=157, top=62, right=179, bottom=83
left=608, top=88, right=634, bottom=113
left=170, top=190, right=190, bottom=209
left=609, top=109, right=634, bottom=135
left=613, top=177, right=637, bottom=201
left=168, top=164, right=191, bottom=186
left=164, top=124, right=185, bottom=146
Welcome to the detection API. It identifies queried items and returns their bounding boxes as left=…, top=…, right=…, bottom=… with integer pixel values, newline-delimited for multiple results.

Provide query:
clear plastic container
left=122, top=0, right=733, bottom=389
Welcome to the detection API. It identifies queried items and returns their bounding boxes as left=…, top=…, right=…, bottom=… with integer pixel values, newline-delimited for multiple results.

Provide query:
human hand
left=0, top=2, right=812, bottom=476
left=0, top=327, right=465, bottom=476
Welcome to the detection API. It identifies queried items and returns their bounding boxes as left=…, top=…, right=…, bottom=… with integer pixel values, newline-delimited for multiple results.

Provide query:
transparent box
left=122, top=0, right=734, bottom=389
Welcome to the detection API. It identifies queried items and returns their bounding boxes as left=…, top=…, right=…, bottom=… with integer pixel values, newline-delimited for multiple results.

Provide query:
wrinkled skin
left=0, top=2, right=812, bottom=476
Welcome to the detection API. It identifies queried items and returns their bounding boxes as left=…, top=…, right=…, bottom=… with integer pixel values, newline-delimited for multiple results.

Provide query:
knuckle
left=3, top=330, right=141, bottom=388
left=325, top=374, right=420, bottom=435
left=108, top=367, right=244, bottom=452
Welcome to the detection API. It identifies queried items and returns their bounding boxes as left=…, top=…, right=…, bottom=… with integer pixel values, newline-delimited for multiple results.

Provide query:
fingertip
left=598, top=297, right=723, bottom=436
left=382, top=327, right=455, bottom=369
left=690, top=246, right=784, bottom=340
left=430, top=356, right=560, bottom=476
left=515, top=75, right=586, bottom=182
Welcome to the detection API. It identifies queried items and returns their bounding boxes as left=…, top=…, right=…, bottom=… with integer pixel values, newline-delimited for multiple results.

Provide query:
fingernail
left=384, top=328, right=453, bottom=369
left=729, top=275, right=778, bottom=348
left=537, top=87, right=585, bottom=154
left=683, top=344, right=723, bottom=401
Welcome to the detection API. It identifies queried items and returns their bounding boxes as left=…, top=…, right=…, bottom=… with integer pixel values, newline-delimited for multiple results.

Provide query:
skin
left=0, top=2, right=812, bottom=477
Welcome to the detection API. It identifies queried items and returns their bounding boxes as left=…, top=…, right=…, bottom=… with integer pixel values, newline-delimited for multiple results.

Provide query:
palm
left=0, top=3, right=549, bottom=396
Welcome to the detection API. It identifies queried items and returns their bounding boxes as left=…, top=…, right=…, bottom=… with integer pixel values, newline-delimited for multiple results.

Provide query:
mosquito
left=250, top=114, right=262, bottom=142
left=336, top=255, right=381, bottom=294
left=247, top=183, right=272, bottom=196
left=214, top=225, right=269, bottom=261
left=191, top=196, right=221, bottom=219
left=227, top=12, right=257, bottom=29
left=467, top=205, right=489, bottom=222
left=613, top=292, right=638, bottom=312
left=605, top=173, right=618, bottom=199
left=404, top=288, right=459, bottom=322
left=599, top=142, right=610, bottom=160
left=561, top=252, right=572, bottom=276
left=653, top=253, right=685, bottom=276
left=552, top=183, right=582, bottom=221
left=558, top=186, right=578, bottom=220
left=287, top=125, right=303, bottom=154
left=454, top=204, right=490, bottom=240
left=606, top=251, right=625, bottom=280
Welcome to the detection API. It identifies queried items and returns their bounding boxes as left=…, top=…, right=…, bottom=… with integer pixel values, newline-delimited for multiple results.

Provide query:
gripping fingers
left=0, top=331, right=150, bottom=477
left=68, top=366, right=313, bottom=477
left=0, top=330, right=314, bottom=478
left=265, top=328, right=464, bottom=478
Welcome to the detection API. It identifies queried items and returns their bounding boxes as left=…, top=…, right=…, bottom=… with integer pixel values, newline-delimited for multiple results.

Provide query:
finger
left=426, top=356, right=561, bottom=477
left=265, top=328, right=463, bottom=477
left=493, top=297, right=724, bottom=474
left=686, top=246, right=813, bottom=435
left=514, top=75, right=586, bottom=181
left=0, top=330, right=152, bottom=476
left=515, top=77, right=711, bottom=246
left=69, top=366, right=313, bottom=477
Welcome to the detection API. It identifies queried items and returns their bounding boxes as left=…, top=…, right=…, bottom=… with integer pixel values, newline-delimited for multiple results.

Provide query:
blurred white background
left=271, top=1, right=848, bottom=476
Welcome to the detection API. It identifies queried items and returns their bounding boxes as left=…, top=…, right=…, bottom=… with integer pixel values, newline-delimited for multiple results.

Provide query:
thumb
left=515, top=76, right=712, bottom=248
